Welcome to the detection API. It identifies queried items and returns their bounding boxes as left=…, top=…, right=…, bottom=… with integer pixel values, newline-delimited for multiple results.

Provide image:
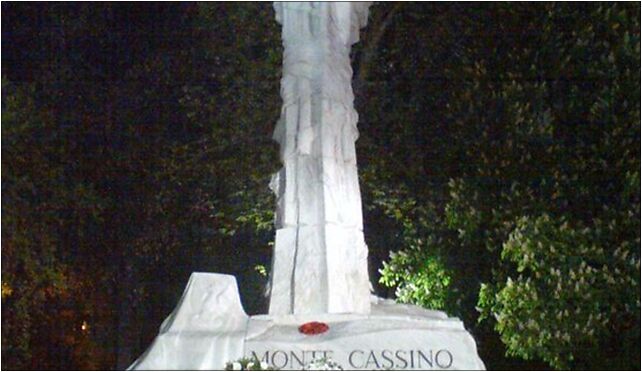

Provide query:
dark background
left=2, top=2, right=639, bottom=370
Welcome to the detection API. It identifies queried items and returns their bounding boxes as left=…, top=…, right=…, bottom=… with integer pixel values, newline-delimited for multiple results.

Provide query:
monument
left=129, top=3, right=485, bottom=370
left=267, top=1, right=371, bottom=315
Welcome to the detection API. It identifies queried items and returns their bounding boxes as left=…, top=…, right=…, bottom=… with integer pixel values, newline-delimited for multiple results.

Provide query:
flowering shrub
left=478, top=214, right=640, bottom=369
left=303, top=357, right=343, bottom=371
left=225, top=357, right=272, bottom=371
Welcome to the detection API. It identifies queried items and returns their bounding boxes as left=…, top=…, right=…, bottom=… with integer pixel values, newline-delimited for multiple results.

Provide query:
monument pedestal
left=129, top=273, right=485, bottom=370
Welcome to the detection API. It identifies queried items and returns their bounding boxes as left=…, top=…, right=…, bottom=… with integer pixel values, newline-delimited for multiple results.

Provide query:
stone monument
left=268, top=1, right=371, bottom=315
left=129, top=3, right=486, bottom=370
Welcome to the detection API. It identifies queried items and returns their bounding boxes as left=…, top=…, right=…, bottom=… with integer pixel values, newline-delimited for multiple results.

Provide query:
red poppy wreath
left=298, top=321, right=329, bottom=335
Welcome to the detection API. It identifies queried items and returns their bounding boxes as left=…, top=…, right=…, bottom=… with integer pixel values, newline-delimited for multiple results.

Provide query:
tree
left=472, top=4, right=641, bottom=369
left=376, top=3, right=640, bottom=369
left=2, top=78, right=109, bottom=369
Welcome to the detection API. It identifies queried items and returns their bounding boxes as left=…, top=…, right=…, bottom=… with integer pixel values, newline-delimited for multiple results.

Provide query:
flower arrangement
left=224, top=357, right=273, bottom=371
left=298, top=321, right=329, bottom=335
left=303, top=357, right=344, bottom=370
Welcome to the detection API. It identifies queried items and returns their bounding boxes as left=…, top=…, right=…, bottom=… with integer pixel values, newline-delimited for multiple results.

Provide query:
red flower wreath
left=298, top=321, right=329, bottom=335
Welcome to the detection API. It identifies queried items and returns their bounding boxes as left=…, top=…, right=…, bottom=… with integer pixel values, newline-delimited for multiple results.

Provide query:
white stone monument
left=267, top=1, right=371, bottom=316
left=129, top=3, right=486, bottom=370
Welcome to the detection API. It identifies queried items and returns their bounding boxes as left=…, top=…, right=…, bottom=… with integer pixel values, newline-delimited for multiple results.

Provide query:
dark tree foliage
left=1, top=2, right=639, bottom=370
left=366, top=3, right=640, bottom=370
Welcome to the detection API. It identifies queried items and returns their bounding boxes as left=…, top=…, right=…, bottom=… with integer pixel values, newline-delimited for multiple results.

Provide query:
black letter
left=395, top=350, right=408, bottom=369
left=251, top=351, right=269, bottom=363
left=381, top=350, right=394, bottom=370
left=349, top=350, right=365, bottom=369
left=365, top=351, right=380, bottom=369
left=289, top=351, right=304, bottom=369
left=418, top=350, right=433, bottom=369
left=435, top=349, right=453, bottom=369
left=271, top=350, right=288, bottom=370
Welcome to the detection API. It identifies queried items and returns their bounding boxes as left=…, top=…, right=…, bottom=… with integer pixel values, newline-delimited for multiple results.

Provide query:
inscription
left=249, top=349, right=453, bottom=370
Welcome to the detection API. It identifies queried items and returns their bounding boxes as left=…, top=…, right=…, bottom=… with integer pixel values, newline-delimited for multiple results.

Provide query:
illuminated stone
left=268, top=1, right=372, bottom=316
left=128, top=273, right=247, bottom=370
left=130, top=286, right=486, bottom=370
left=130, top=3, right=487, bottom=370
left=246, top=300, right=486, bottom=370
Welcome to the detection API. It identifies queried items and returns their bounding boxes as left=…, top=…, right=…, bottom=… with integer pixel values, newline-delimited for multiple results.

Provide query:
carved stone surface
left=129, top=3, right=486, bottom=369
left=129, top=276, right=486, bottom=370
left=245, top=307, right=487, bottom=371
left=268, top=1, right=372, bottom=315
left=128, top=273, right=248, bottom=370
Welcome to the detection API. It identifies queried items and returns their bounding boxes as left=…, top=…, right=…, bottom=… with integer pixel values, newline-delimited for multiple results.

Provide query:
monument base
left=129, top=273, right=485, bottom=370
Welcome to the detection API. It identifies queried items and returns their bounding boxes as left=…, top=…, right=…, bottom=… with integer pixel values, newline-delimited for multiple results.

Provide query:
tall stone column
left=268, top=2, right=372, bottom=315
